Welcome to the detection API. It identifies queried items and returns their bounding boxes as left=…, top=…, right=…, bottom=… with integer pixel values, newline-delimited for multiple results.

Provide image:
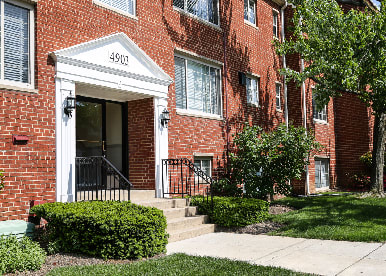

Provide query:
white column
left=154, top=97, right=169, bottom=198
left=55, top=78, right=76, bottom=203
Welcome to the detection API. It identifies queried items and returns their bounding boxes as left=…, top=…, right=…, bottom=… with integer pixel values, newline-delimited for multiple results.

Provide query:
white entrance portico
left=51, top=33, right=172, bottom=202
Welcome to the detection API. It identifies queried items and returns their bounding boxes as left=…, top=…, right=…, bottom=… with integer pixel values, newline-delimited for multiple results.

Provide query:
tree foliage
left=231, top=124, right=321, bottom=199
left=275, top=0, right=386, bottom=192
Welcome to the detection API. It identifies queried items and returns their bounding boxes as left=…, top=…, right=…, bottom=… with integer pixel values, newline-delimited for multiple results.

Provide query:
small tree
left=231, top=124, right=321, bottom=200
left=275, top=0, right=386, bottom=194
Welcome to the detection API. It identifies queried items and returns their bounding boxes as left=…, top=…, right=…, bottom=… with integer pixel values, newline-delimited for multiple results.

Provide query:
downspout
left=299, top=16, right=310, bottom=195
left=223, top=26, right=229, bottom=173
left=281, top=1, right=288, bottom=129
left=301, top=56, right=310, bottom=195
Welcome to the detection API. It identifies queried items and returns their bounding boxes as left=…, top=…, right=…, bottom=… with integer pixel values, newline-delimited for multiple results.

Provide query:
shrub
left=212, top=178, right=243, bottom=197
left=0, top=170, right=4, bottom=192
left=191, top=196, right=269, bottom=227
left=31, top=201, right=168, bottom=259
left=0, top=235, right=46, bottom=274
left=231, top=124, right=321, bottom=199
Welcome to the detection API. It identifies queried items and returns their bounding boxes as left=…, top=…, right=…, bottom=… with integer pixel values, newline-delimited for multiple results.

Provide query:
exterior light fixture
left=64, top=93, right=76, bottom=118
left=161, top=108, right=170, bottom=128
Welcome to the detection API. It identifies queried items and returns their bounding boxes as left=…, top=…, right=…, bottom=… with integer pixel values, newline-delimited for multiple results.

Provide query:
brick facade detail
left=0, top=0, right=375, bottom=220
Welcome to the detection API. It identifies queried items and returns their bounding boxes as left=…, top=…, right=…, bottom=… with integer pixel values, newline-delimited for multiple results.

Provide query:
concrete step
left=130, top=190, right=156, bottom=201
left=132, top=198, right=188, bottom=210
left=168, top=223, right=216, bottom=243
left=163, top=206, right=198, bottom=219
left=167, top=215, right=209, bottom=232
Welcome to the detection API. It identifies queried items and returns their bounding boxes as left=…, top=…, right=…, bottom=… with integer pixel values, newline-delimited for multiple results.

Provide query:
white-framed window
left=95, top=0, right=136, bottom=16
left=273, top=11, right=278, bottom=38
left=313, top=94, right=327, bottom=122
left=194, top=157, right=212, bottom=177
left=246, top=76, right=259, bottom=106
left=174, top=55, right=221, bottom=116
left=244, top=0, right=256, bottom=25
left=173, top=0, right=219, bottom=25
left=0, top=0, right=35, bottom=89
left=275, top=83, right=281, bottom=110
left=315, top=158, right=329, bottom=189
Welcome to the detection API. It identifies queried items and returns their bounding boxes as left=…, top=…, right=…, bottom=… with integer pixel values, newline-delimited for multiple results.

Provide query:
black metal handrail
left=75, top=156, right=133, bottom=202
left=162, top=158, right=214, bottom=203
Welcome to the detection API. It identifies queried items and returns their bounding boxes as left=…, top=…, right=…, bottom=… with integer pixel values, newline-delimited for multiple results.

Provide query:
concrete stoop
left=131, top=193, right=216, bottom=242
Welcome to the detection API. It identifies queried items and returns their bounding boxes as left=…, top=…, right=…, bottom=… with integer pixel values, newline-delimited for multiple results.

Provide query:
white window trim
left=273, top=10, right=279, bottom=39
left=275, top=82, right=282, bottom=111
left=244, top=0, right=256, bottom=26
left=174, top=53, right=223, bottom=118
left=194, top=156, right=212, bottom=177
left=246, top=75, right=259, bottom=107
left=244, top=19, right=259, bottom=30
left=0, top=0, right=35, bottom=90
left=93, top=0, right=138, bottom=20
left=315, top=158, right=330, bottom=191
left=312, top=93, right=328, bottom=123
left=172, top=0, right=220, bottom=28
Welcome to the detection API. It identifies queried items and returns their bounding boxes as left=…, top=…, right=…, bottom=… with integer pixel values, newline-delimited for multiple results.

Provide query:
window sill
left=173, top=7, right=222, bottom=32
left=247, top=102, right=259, bottom=108
left=313, top=118, right=328, bottom=125
left=315, top=186, right=330, bottom=192
left=0, top=84, right=38, bottom=94
left=276, top=108, right=283, bottom=113
left=93, top=0, right=138, bottom=20
left=244, top=20, right=258, bottom=30
left=176, top=108, right=222, bottom=120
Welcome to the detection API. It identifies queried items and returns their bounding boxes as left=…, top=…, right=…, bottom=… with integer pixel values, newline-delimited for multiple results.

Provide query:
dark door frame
left=76, top=95, right=129, bottom=178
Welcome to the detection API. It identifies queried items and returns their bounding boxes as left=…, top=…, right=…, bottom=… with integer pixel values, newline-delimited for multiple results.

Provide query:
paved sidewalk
left=166, top=233, right=386, bottom=276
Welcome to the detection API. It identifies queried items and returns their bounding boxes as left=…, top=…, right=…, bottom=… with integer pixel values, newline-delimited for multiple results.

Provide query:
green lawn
left=47, top=254, right=313, bottom=276
left=270, top=194, right=386, bottom=242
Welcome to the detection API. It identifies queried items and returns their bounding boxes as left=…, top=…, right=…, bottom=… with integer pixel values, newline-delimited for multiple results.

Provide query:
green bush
left=0, top=170, right=4, bottom=192
left=0, top=235, right=46, bottom=274
left=31, top=201, right=168, bottom=260
left=231, top=124, right=321, bottom=199
left=191, top=196, right=269, bottom=227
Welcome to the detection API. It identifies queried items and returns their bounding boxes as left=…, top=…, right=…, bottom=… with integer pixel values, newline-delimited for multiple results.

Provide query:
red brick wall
left=127, top=98, right=155, bottom=190
left=0, top=0, right=374, bottom=220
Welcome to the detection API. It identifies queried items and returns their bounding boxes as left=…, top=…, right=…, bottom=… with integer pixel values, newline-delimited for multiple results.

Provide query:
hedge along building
left=0, top=0, right=375, bottom=221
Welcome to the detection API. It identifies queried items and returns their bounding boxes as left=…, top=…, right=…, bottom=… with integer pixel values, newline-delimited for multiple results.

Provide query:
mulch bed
left=216, top=204, right=295, bottom=235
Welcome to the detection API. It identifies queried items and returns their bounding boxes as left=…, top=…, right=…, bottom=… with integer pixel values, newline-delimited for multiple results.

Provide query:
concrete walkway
left=166, top=233, right=386, bottom=276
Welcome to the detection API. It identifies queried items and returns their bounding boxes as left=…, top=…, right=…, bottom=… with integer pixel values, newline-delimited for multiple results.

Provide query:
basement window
left=194, top=157, right=212, bottom=177
left=315, top=158, right=329, bottom=189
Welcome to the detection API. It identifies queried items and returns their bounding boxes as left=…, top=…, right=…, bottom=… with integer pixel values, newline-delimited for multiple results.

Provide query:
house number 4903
left=109, top=52, right=129, bottom=66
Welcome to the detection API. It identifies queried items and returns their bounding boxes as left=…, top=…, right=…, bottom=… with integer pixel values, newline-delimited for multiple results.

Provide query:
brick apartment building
left=0, top=0, right=377, bottom=221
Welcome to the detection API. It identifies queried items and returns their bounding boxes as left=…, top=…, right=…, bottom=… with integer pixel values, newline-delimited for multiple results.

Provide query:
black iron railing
left=162, top=158, right=214, bottom=203
left=75, top=156, right=133, bottom=201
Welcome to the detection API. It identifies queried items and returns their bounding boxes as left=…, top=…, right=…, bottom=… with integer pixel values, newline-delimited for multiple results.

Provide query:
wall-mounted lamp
left=161, top=108, right=170, bottom=128
left=64, top=93, right=76, bottom=118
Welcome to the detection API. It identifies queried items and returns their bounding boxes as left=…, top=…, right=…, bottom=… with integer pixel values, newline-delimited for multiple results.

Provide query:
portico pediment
left=51, top=33, right=172, bottom=98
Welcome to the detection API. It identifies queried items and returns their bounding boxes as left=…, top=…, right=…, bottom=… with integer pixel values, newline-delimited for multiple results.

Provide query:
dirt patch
left=269, top=204, right=296, bottom=215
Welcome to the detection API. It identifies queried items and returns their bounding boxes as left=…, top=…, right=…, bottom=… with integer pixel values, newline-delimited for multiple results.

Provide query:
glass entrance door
left=76, top=97, right=126, bottom=174
left=76, top=101, right=103, bottom=157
